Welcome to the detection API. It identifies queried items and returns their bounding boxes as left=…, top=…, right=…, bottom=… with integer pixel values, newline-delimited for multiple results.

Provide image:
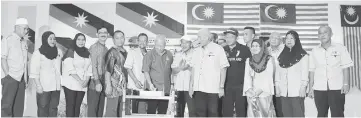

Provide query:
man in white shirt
left=1, top=18, right=29, bottom=117
left=172, top=36, right=195, bottom=117
left=308, top=26, right=353, bottom=117
left=189, top=28, right=230, bottom=117
left=267, top=32, right=285, bottom=117
left=124, top=33, right=149, bottom=114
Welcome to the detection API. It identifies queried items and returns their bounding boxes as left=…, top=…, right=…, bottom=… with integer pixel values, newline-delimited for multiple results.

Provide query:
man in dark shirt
left=104, top=30, right=128, bottom=117
left=222, top=28, right=251, bottom=117
left=142, top=34, right=173, bottom=114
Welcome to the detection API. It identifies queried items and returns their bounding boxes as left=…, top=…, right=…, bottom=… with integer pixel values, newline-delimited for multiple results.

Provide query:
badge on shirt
left=331, top=51, right=340, bottom=57
left=226, top=52, right=230, bottom=57
left=236, top=50, right=240, bottom=57
left=208, top=52, right=215, bottom=57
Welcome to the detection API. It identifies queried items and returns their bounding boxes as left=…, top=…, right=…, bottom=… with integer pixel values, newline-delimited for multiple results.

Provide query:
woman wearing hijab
left=243, top=39, right=276, bottom=117
left=275, top=30, right=309, bottom=117
left=61, top=33, right=92, bottom=117
left=29, top=31, right=63, bottom=117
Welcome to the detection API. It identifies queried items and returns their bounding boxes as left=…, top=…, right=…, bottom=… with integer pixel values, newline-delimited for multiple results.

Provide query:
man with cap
left=1, top=18, right=29, bottom=117
left=172, top=35, right=195, bottom=117
left=222, top=28, right=251, bottom=117
left=189, top=28, right=229, bottom=117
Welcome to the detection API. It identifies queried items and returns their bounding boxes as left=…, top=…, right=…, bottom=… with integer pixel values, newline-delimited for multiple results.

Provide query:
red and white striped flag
left=186, top=3, right=260, bottom=41
left=341, top=5, right=361, bottom=90
left=260, top=3, right=328, bottom=51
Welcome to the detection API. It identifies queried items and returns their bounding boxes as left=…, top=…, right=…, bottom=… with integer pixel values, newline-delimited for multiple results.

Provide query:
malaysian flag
left=341, top=5, right=361, bottom=90
left=260, top=3, right=328, bottom=51
left=186, top=3, right=260, bottom=42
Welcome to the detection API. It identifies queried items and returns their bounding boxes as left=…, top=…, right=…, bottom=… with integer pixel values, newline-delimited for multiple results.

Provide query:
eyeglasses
left=98, top=32, right=108, bottom=34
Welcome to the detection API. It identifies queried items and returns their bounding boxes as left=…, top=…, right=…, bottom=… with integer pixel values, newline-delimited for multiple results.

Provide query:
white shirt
left=275, top=55, right=309, bottom=97
left=61, top=51, right=92, bottom=91
left=268, top=44, right=284, bottom=66
left=190, top=42, right=230, bottom=94
left=1, top=33, right=28, bottom=81
left=171, top=50, right=193, bottom=91
left=30, top=49, right=63, bottom=91
left=309, top=43, right=353, bottom=90
left=243, top=58, right=274, bottom=97
left=124, top=48, right=146, bottom=90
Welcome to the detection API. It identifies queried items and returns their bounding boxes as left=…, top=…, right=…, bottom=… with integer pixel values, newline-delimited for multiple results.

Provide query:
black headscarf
left=39, top=31, right=58, bottom=60
left=73, top=33, right=90, bottom=58
left=278, top=30, right=307, bottom=68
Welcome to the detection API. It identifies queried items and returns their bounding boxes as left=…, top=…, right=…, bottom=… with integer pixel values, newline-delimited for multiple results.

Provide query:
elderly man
left=142, top=34, right=173, bottom=114
left=1, top=18, right=29, bottom=117
left=189, top=28, right=230, bottom=117
left=268, top=32, right=285, bottom=117
left=308, top=26, right=353, bottom=117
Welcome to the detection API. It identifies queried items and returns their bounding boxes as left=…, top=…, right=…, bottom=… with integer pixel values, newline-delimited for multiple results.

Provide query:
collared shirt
left=190, top=42, right=230, bottom=94
left=105, top=47, right=128, bottom=98
left=275, top=55, right=309, bottom=97
left=171, top=49, right=193, bottom=91
left=142, top=49, right=173, bottom=94
left=224, top=42, right=251, bottom=89
left=268, top=44, right=285, bottom=65
left=62, top=51, right=92, bottom=92
left=243, top=58, right=274, bottom=97
left=124, top=48, right=147, bottom=90
left=1, top=33, right=28, bottom=81
left=309, top=43, right=353, bottom=90
left=89, top=41, right=108, bottom=89
left=30, top=49, right=63, bottom=91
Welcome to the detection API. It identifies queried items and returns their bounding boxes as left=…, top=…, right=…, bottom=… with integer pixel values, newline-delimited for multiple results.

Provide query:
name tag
left=228, top=58, right=243, bottom=62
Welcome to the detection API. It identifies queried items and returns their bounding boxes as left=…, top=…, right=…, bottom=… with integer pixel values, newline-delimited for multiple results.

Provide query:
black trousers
left=218, top=97, right=223, bottom=117
left=193, top=91, right=219, bottom=117
left=147, top=100, right=168, bottom=114
left=222, top=87, right=247, bottom=117
left=314, top=90, right=345, bottom=117
left=280, top=97, right=305, bottom=117
left=36, top=90, right=61, bottom=117
left=63, top=86, right=85, bottom=117
left=87, top=88, right=106, bottom=117
left=176, top=91, right=196, bottom=117
left=1, top=75, right=25, bottom=117
left=273, top=96, right=283, bottom=117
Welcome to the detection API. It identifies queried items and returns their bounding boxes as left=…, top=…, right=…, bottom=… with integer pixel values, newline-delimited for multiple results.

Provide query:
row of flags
left=29, top=2, right=360, bottom=90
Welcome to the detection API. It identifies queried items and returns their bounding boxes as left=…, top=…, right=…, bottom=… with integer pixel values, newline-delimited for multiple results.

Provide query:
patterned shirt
left=89, top=41, right=108, bottom=90
left=105, top=47, right=128, bottom=98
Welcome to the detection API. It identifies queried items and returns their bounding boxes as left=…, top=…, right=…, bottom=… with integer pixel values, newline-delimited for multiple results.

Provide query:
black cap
left=223, top=28, right=239, bottom=36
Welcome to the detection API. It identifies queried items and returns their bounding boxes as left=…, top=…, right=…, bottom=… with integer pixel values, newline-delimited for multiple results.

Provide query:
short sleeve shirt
left=1, top=33, right=28, bottom=81
left=124, top=48, right=146, bottom=90
left=190, top=42, right=230, bottom=93
left=142, top=49, right=173, bottom=94
left=224, top=43, right=251, bottom=88
left=309, top=43, right=353, bottom=90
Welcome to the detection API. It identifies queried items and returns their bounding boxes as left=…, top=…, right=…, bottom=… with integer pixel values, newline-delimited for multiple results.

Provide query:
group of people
left=1, top=18, right=354, bottom=117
